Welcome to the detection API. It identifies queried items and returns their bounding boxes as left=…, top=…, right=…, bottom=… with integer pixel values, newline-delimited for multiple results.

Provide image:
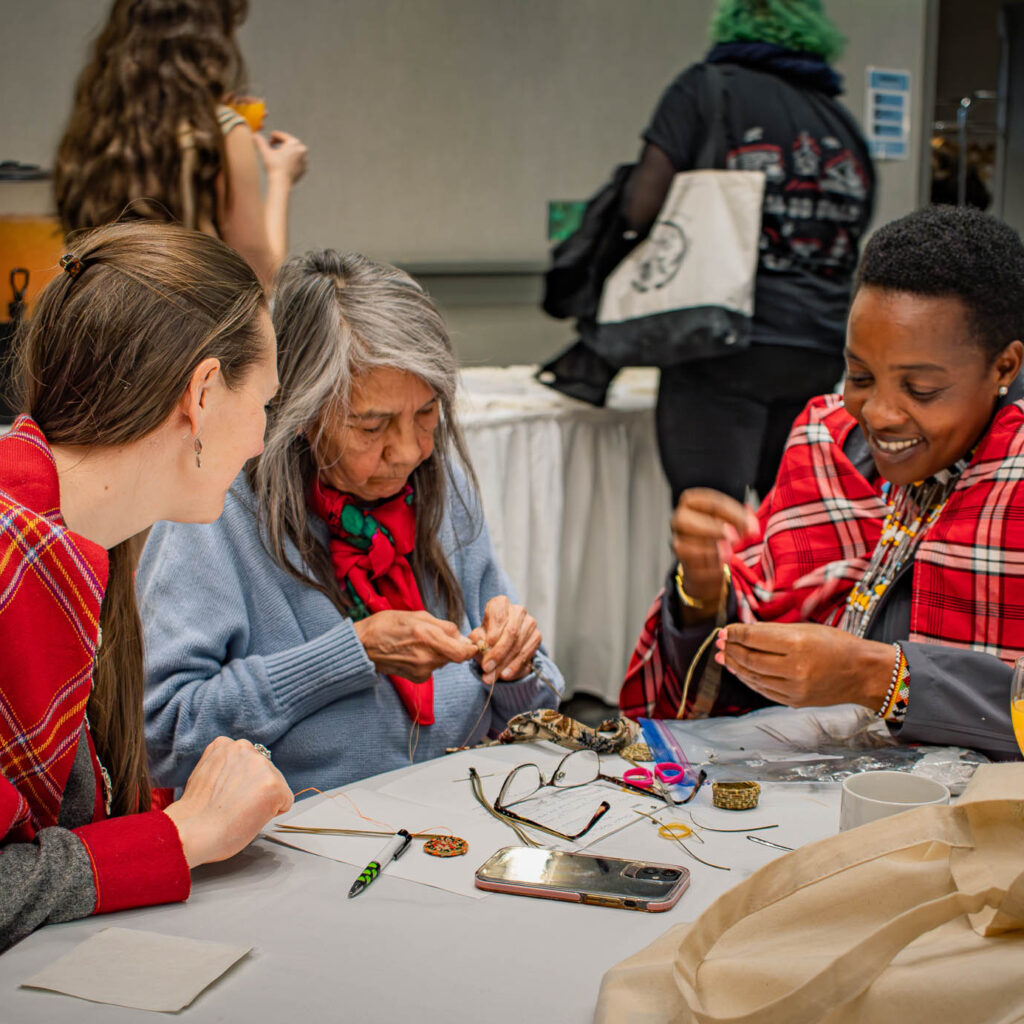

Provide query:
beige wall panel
left=0, top=0, right=932, bottom=361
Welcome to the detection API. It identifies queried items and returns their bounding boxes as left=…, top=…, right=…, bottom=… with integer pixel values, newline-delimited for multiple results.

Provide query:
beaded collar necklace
left=837, top=453, right=971, bottom=639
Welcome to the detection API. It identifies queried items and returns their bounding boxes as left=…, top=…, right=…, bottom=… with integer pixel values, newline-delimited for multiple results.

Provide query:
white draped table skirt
left=458, top=366, right=669, bottom=704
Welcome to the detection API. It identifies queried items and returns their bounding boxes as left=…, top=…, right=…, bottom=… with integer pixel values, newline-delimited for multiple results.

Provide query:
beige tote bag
left=595, top=762, right=1024, bottom=1024
left=589, top=65, right=766, bottom=369
left=596, top=167, right=765, bottom=331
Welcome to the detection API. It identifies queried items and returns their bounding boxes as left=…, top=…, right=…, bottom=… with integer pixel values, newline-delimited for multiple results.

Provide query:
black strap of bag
left=694, top=63, right=726, bottom=169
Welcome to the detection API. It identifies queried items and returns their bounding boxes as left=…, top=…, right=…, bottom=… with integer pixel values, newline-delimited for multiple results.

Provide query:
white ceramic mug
left=838, top=769, right=950, bottom=831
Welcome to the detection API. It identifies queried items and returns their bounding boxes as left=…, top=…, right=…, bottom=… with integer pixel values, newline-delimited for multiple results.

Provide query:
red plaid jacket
left=622, top=393, right=1024, bottom=719
left=0, top=417, right=188, bottom=915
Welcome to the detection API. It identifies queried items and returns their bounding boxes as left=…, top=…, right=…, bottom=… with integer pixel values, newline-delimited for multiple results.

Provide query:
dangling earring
left=194, top=436, right=203, bottom=469
left=999, top=385, right=1009, bottom=397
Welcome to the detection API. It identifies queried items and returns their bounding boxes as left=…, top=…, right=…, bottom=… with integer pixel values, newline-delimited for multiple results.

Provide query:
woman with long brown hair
left=53, top=0, right=307, bottom=287
left=0, top=220, right=292, bottom=952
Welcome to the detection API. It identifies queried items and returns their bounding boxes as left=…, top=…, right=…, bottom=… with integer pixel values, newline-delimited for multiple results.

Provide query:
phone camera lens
left=637, top=866, right=661, bottom=878
left=660, top=868, right=681, bottom=880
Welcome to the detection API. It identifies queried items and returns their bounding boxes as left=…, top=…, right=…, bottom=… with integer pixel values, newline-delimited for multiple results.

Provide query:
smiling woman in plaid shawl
left=622, top=206, right=1024, bottom=761
left=0, top=221, right=293, bottom=952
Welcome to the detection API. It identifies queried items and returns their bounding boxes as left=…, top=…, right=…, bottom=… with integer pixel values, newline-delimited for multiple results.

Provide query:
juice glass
left=228, top=91, right=266, bottom=133
left=1011, top=656, right=1024, bottom=756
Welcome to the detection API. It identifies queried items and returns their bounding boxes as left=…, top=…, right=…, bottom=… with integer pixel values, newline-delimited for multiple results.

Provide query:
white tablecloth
left=0, top=724, right=843, bottom=1024
left=458, top=366, right=670, bottom=703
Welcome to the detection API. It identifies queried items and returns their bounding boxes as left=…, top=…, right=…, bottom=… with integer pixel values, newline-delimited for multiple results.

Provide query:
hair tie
left=59, top=253, right=85, bottom=279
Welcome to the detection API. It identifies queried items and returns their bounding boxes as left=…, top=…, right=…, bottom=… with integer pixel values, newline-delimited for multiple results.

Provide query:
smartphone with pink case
left=475, top=846, right=689, bottom=912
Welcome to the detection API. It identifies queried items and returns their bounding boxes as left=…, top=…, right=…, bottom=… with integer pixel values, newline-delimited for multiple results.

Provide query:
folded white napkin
left=21, top=926, right=251, bottom=1012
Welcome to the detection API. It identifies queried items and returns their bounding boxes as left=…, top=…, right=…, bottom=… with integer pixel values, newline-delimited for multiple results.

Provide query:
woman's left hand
left=469, top=596, right=542, bottom=685
left=716, top=622, right=895, bottom=710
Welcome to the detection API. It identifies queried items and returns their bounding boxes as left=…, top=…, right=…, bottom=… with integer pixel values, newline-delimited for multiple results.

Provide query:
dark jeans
left=656, top=344, right=845, bottom=504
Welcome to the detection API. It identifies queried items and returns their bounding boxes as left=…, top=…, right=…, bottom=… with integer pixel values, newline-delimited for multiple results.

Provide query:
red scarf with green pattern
left=310, top=479, right=433, bottom=725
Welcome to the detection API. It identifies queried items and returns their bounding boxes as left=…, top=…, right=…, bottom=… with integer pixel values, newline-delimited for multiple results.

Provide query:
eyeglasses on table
left=495, top=748, right=703, bottom=837
left=469, top=748, right=707, bottom=844
left=484, top=748, right=609, bottom=841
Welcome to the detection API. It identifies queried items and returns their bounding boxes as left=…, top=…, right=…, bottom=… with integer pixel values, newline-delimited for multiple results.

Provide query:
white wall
left=0, top=0, right=933, bottom=362
left=832, top=0, right=934, bottom=229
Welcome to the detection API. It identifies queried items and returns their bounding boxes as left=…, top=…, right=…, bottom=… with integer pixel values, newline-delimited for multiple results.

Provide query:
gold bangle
left=674, top=563, right=706, bottom=608
left=675, top=563, right=731, bottom=610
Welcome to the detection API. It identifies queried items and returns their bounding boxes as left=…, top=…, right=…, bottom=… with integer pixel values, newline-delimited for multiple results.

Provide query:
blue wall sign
left=866, top=68, right=911, bottom=160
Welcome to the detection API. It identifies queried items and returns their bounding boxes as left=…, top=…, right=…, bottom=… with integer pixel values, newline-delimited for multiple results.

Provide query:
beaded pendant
left=423, top=836, right=469, bottom=857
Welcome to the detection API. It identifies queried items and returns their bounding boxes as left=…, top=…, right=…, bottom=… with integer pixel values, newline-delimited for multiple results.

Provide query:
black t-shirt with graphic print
left=644, top=62, right=875, bottom=354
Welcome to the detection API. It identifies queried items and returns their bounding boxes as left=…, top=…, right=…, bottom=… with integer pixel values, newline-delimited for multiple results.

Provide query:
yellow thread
left=658, top=822, right=693, bottom=840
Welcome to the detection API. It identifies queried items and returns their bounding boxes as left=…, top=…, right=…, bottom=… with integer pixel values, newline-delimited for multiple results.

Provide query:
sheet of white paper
left=265, top=787, right=516, bottom=899
left=21, top=927, right=250, bottom=1012
left=375, top=752, right=515, bottom=808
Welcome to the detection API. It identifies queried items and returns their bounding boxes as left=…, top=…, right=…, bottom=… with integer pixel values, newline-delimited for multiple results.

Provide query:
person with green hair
left=620, top=0, right=875, bottom=506
left=709, top=0, right=844, bottom=61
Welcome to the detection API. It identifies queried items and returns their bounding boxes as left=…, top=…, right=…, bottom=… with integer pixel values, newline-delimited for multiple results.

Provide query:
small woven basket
left=712, top=780, right=761, bottom=810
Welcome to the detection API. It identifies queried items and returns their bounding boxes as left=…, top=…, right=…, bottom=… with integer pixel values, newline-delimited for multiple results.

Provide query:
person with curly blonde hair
left=54, top=0, right=307, bottom=287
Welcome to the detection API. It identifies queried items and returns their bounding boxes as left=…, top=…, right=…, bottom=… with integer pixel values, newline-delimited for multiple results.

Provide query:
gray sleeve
left=140, top=516, right=378, bottom=789
left=1, top=828, right=96, bottom=952
left=489, top=649, right=562, bottom=725
left=1, top=735, right=97, bottom=952
left=892, top=643, right=1021, bottom=760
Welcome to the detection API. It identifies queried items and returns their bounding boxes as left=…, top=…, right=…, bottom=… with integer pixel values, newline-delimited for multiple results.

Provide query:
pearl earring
left=194, top=436, right=203, bottom=469
left=999, top=385, right=1009, bottom=397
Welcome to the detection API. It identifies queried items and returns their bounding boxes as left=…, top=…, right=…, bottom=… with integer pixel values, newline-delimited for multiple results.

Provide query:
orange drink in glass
left=228, top=96, right=267, bottom=133
left=1012, top=656, right=1024, bottom=756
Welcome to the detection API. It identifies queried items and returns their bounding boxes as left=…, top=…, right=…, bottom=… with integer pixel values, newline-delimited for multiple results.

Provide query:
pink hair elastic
left=622, top=762, right=687, bottom=788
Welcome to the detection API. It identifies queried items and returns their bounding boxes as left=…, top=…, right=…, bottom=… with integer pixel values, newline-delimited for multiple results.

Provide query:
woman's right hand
left=671, top=488, right=760, bottom=611
left=163, top=738, right=293, bottom=869
left=253, top=130, right=309, bottom=185
left=354, top=610, right=478, bottom=682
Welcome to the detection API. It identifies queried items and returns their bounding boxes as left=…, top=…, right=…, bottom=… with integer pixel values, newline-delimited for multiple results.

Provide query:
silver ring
left=253, top=743, right=272, bottom=761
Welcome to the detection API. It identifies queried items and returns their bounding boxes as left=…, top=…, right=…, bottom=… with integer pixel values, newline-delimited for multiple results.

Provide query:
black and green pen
left=347, top=828, right=413, bottom=898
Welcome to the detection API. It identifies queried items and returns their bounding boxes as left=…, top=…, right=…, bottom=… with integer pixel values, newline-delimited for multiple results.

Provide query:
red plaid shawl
left=622, top=393, right=1024, bottom=719
left=0, top=416, right=108, bottom=843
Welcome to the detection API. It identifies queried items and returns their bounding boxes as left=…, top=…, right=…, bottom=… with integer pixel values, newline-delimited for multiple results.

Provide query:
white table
left=458, top=366, right=671, bottom=704
left=0, top=736, right=842, bottom=1023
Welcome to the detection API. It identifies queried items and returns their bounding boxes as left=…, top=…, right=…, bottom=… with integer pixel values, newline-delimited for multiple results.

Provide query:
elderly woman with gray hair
left=138, top=251, right=563, bottom=792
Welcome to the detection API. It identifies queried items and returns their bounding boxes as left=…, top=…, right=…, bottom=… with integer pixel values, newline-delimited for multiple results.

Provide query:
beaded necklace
left=837, top=456, right=969, bottom=639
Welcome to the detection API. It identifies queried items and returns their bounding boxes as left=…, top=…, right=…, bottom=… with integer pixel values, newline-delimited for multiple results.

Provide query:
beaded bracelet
left=886, top=648, right=911, bottom=723
left=876, top=642, right=902, bottom=718
left=877, top=642, right=910, bottom=722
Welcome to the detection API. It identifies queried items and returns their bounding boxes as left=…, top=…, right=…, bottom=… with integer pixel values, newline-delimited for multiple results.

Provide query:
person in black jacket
left=627, top=0, right=875, bottom=504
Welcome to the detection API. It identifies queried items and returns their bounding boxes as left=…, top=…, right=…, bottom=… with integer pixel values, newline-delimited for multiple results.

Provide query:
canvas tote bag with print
left=594, top=762, right=1024, bottom=1024
left=591, top=67, right=766, bottom=369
